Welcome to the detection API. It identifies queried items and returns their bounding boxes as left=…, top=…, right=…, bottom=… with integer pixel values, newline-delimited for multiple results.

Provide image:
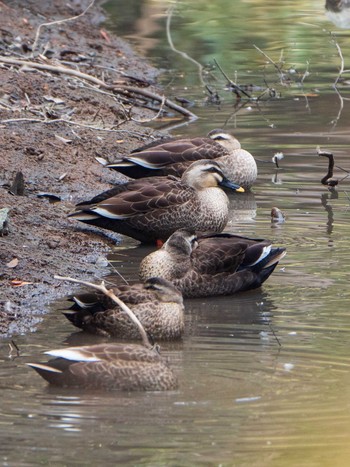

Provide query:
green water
left=2, top=1, right=350, bottom=465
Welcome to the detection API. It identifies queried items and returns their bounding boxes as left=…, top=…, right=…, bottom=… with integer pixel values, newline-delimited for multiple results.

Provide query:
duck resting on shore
left=68, top=160, right=244, bottom=244
left=106, top=129, right=257, bottom=190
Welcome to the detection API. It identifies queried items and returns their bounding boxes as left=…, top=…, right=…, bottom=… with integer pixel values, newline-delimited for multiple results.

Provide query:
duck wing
left=45, top=343, right=163, bottom=363
left=180, top=245, right=286, bottom=298
left=28, top=344, right=177, bottom=390
left=128, top=138, right=228, bottom=167
left=108, top=138, right=229, bottom=172
left=82, top=177, right=193, bottom=220
left=192, top=234, right=271, bottom=274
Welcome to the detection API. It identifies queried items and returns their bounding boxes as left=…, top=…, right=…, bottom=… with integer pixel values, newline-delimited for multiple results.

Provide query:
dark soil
left=0, top=0, right=173, bottom=336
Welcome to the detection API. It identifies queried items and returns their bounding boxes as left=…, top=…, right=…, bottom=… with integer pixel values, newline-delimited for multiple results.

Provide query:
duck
left=68, top=160, right=244, bottom=244
left=27, top=343, right=177, bottom=391
left=63, top=277, right=185, bottom=340
left=106, top=129, right=257, bottom=190
left=139, top=229, right=286, bottom=298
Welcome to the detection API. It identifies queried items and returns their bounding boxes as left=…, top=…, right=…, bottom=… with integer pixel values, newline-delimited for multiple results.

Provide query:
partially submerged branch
left=254, top=44, right=285, bottom=83
left=213, top=59, right=251, bottom=98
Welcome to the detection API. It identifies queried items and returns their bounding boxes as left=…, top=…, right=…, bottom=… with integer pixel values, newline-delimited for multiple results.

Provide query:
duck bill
left=219, top=178, right=245, bottom=193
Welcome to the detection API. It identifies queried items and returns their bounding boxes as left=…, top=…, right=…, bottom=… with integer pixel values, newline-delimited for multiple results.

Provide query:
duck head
left=181, top=160, right=244, bottom=192
left=207, top=128, right=241, bottom=152
left=144, top=277, right=183, bottom=304
left=163, top=229, right=198, bottom=256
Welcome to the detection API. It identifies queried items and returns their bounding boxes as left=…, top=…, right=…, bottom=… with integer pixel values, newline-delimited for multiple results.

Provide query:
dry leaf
left=100, top=29, right=111, bottom=43
left=6, top=258, right=19, bottom=268
left=43, top=95, right=65, bottom=105
left=10, top=279, right=33, bottom=287
left=55, top=134, right=72, bottom=144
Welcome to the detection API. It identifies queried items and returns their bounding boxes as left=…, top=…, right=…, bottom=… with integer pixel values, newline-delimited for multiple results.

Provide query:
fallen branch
left=0, top=116, right=138, bottom=134
left=54, top=275, right=152, bottom=348
left=0, top=55, right=197, bottom=120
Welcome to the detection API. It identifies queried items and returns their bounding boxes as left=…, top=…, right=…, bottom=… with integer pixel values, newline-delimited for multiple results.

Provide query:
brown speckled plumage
left=28, top=343, right=177, bottom=391
left=69, top=160, right=244, bottom=243
left=64, top=277, right=185, bottom=340
left=139, top=229, right=286, bottom=298
left=107, top=129, right=257, bottom=189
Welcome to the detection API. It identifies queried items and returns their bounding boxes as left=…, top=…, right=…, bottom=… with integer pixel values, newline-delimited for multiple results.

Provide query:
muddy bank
left=0, top=1, right=187, bottom=336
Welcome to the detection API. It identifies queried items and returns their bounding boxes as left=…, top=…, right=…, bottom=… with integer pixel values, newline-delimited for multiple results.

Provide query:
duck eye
left=204, top=166, right=219, bottom=174
left=213, top=135, right=225, bottom=140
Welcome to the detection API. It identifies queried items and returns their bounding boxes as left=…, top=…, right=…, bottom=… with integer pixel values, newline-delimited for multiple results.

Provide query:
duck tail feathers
left=251, top=247, right=286, bottom=272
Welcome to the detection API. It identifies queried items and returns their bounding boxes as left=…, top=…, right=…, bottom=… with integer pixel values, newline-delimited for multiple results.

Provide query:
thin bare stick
left=31, top=0, right=95, bottom=55
left=0, top=55, right=110, bottom=86
left=213, top=59, right=251, bottom=98
left=166, top=5, right=205, bottom=86
left=0, top=116, right=152, bottom=139
left=268, top=323, right=281, bottom=347
left=130, top=95, right=166, bottom=123
left=54, top=275, right=151, bottom=348
left=0, top=116, right=124, bottom=132
left=253, top=44, right=285, bottom=83
left=8, top=340, right=20, bottom=358
left=0, top=55, right=197, bottom=120
left=334, top=39, right=345, bottom=87
left=115, top=86, right=197, bottom=119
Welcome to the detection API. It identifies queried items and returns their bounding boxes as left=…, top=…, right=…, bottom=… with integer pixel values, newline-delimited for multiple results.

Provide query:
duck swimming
left=139, top=229, right=286, bottom=298
left=106, top=129, right=257, bottom=190
left=69, top=160, right=244, bottom=244
left=63, top=277, right=185, bottom=340
left=28, top=343, right=177, bottom=391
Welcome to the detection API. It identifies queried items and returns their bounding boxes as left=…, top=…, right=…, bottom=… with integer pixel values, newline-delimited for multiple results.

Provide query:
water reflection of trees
left=185, top=289, right=278, bottom=339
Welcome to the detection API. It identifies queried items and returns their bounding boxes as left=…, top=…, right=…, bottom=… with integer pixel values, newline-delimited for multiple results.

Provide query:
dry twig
left=254, top=44, right=286, bottom=84
left=333, top=37, right=350, bottom=87
left=31, top=0, right=95, bottom=55
left=213, top=59, right=251, bottom=98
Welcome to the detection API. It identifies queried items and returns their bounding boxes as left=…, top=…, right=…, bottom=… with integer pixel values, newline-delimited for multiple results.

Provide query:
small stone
left=46, top=237, right=61, bottom=249
left=0, top=208, right=10, bottom=236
